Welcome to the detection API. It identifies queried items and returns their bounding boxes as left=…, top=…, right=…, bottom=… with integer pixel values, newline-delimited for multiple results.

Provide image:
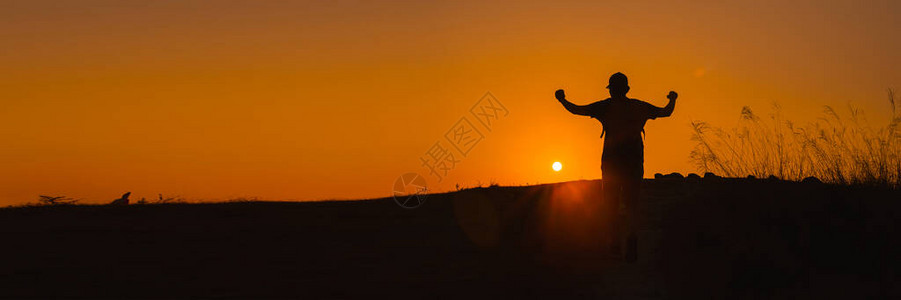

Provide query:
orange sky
left=1, top=0, right=899, bottom=205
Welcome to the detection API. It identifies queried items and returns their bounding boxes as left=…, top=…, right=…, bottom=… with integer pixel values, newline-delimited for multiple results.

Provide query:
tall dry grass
left=691, top=90, right=901, bottom=188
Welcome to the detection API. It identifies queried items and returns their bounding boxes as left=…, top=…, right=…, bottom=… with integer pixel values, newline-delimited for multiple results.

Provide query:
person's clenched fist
left=555, top=89, right=566, bottom=101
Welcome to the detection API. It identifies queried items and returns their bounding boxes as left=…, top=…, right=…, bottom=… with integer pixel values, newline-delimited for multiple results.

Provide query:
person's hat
left=606, top=72, right=628, bottom=89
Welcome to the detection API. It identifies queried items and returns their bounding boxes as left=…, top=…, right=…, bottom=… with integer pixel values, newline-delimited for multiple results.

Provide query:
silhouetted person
left=556, top=72, right=677, bottom=262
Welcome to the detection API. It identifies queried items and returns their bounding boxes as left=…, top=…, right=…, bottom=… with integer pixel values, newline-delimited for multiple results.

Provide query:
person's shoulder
left=587, top=99, right=609, bottom=107
left=586, top=99, right=608, bottom=118
left=629, top=98, right=661, bottom=118
left=630, top=98, right=657, bottom=108
left=592, top=99, right=612, bottom=109
left=628, top=98, right=652, bottom=104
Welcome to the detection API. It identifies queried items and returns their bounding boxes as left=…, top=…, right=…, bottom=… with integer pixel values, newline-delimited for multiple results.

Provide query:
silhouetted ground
left=0, top=178, right=898, bottom=298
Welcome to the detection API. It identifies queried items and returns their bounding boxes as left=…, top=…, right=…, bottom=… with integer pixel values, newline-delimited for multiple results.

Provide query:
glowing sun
left=552, top=161, right=562, bottom=172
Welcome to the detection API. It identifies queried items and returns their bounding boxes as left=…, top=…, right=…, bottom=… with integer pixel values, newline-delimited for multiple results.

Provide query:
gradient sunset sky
left=1, top=0, right=899, bottom=204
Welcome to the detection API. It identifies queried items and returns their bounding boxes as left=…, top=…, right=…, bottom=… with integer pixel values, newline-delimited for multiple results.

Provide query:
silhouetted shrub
left=157, top=194, right=185, bottom=204
left=36, top=195, right=78, bottom=206
left=691, top=90, right=900, bottom=188
left=109, top=192, right=130, bottom=206
left=703, top=172, right=721, bottom=179
left=802, top=176, right=823, bottom=184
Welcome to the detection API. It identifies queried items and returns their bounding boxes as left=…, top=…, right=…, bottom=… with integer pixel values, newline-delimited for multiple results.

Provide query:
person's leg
left=622, top=163, right=643, bottom=262
left=602, top=162, right=624, bottom=256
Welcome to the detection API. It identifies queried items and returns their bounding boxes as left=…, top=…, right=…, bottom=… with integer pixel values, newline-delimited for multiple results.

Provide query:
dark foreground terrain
left=1, top=178, right=898, bottom=298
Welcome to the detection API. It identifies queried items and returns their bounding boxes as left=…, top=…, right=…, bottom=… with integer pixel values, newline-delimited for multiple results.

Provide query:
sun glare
left=552, top=161, right=562, bottom=172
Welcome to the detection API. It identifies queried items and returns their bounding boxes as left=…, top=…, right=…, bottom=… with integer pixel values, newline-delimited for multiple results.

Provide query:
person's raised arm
left=555, top=89, right=593, bottom=116
left=657, top=91, right=678, bottom=118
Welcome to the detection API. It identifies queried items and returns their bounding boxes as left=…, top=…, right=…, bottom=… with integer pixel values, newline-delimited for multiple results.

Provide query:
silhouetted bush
left=36, top=195, right=78, bottom=206
left=157, top=194, right=186, bottom=204
left=691, top=90, right=900, bottom=188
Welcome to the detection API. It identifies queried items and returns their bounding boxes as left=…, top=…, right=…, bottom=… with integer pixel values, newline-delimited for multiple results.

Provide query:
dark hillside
left=0, top=178, right=897, bottom=298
